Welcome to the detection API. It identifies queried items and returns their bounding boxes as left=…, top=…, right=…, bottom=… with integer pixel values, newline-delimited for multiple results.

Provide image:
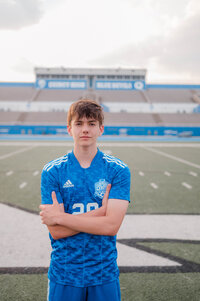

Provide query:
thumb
left=52, top=191, right=58, bottom=204
left=106, top=183, right=111, bottom=192
left=104, top=183, right=111, bottom=198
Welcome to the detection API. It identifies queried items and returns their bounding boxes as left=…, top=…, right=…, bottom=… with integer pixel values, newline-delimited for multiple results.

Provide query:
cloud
left=157, top=12, right=200, bottom=76
left=89, top=8, right=200, bottom=82
left=0, top=0, right=44, bottom=30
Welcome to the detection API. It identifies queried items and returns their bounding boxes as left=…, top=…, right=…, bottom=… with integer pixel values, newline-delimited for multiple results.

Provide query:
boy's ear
left=67, top=125, right=72, bottom=136
left=99, top=125, right=104, bottom=136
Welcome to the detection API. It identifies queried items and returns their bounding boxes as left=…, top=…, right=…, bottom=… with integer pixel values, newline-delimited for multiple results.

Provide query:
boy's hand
left=39, top=191, right=63, bottom=226
left=102, top=184, right=111, bottom=214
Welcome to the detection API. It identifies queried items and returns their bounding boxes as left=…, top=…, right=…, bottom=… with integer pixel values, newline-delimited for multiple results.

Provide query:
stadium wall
left=0, top=125, right=199, bottom=136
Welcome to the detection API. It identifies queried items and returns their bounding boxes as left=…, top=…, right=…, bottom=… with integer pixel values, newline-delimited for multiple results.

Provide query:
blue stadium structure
left=0, top=67, right=200, bottom=136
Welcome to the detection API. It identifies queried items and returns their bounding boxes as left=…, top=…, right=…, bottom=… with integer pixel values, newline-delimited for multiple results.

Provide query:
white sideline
left=0, top=145, right=37, bottom=160
left=143, top=146, right=200, bottom=169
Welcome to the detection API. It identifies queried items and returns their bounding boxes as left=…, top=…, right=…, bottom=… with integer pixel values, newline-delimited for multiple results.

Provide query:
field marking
left=19, top=182, right=27, bottom=189
left=139, top=171, right=144, bottom=176
left=150, top=182, right=158, bottom=189
left=182, top=182, right=192, bottom=190
left=0, top=145, right=37, bottom=160
left=2, top=204, right=200, bottom=269
left=6, top=170, right=13, bottom=176
left=143, top=147, right=200, bottom=169
left=0, top=141, right=200, bottom=147
left=33, top=171, right=39, bottom=176
left=164, top=171, right=171, bottom=176
left=189, top=171, right=198, bottom=177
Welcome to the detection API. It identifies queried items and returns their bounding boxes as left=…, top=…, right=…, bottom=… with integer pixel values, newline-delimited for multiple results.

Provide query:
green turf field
left=0, top=141, right=199, bottom=214
left=0, top=140, right=200, bottom=300
left=1, top=273, right=200, bottom=301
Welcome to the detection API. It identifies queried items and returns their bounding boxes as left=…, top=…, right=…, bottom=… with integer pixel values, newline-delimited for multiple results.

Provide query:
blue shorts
left=47, top=279, right=121, bottom=301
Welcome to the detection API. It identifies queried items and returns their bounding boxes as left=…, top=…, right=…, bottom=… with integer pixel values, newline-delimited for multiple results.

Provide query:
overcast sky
left=0, top=0, right=199, bottom=83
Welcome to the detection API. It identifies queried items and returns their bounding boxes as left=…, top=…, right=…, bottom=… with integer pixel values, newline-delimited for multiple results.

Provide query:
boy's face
left=67, top=115, right=104, bottom=147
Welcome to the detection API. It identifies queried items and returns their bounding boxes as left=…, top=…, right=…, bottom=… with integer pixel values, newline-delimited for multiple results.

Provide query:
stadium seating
left=99, top=90, right=146, bottom=103
left=0, top=83, right=199, bottom=130
left=159, top=113, right=200, bottom=125
left=1, top=111, right=199, bottom=126
left=0, top=111, right=21, bottom=124
left=34, top=89, right=83, bottom=102
left=0, top=86, right=35, bottom=101
left=145, top=88, right=194, bottom=103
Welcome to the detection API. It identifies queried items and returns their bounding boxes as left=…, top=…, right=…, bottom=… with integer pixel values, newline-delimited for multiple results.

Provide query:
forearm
left=49, top=205, right=106, bottom=239
left=56, top=213, right=117, bottom=236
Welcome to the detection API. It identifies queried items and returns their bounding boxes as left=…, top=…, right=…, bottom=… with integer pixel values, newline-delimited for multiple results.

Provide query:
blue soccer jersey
left=41, top=149, right=131, bottom=287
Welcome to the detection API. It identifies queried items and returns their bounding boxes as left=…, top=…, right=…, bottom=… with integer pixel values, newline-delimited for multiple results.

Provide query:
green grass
left=138, top=241, right=200, bottom=265
left=0, top=274, right=48, bottom=301
left=0, top=142, right=200, bottom=213
left=1, top=273, right=200, bottom=301
left=120, top=273, right=200, bottom=301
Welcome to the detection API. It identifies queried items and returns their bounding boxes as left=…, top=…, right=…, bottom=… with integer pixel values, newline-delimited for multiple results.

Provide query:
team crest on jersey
left=94, top=179, right=108, bottom=199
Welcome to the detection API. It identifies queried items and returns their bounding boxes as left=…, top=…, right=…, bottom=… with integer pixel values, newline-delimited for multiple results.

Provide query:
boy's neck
left=73, top=144, right=98, bottom=168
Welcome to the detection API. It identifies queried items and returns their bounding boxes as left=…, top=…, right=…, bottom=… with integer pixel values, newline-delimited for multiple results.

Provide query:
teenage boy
left=40, top=99, right=131, bottom=301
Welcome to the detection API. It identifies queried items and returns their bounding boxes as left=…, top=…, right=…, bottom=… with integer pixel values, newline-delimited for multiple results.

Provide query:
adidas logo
left=63, top=180, right=74, bottom=188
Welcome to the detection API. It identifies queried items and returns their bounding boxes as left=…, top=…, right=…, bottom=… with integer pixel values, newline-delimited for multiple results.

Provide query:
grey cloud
left=88, top=38, right=163, bottom=68
left=0, top=0, right=44, bottom=30
left=90, top=11, right=200, bottom=79
left=157, top=12, right=200, bottom=75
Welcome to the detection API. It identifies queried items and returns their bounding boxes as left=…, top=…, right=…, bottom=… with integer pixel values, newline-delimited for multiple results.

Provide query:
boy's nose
left=82, top=124, right=89, bottom=132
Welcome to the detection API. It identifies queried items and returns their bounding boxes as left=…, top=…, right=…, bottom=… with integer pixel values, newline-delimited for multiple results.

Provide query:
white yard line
left=0, top=145, right=37, bottom=160
left=189, top=171, right=198, bottom=177
left=182, top=182, right=192, bottom=190
left=150, top=182, right=158, bottom=189
left=139, top=171, right=144, bottom=176
left=33, top=171, right=39, bottom=176
left=143, top=147, right=200, bottom=169
left=164, top=171, right=171, bottom=176
left=19, top=182, right=27, bottom=189
left=6, top=170, right=13, bottom=176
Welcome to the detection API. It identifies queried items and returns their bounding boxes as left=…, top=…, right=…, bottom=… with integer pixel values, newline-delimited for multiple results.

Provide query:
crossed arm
left=45, top=188, right=110, bottom=240
left=40, top=185, right=129, bottom=239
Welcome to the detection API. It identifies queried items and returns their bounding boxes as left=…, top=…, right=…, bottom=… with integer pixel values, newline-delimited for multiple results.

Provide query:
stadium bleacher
left=1, top=110, right=199, bottom=127
left=98, top=90, right=146, bottom=103
left=34, top=89, right=83, bottom=102
left=145, top=88, right=194, bottom=103
left=0, top=86, right=35, bottom=101
left=0, top=67, right=199, bottom=134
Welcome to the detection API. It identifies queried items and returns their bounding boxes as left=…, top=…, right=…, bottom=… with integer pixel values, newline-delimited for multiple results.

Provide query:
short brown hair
left=67, top=98, right=104, bottom=126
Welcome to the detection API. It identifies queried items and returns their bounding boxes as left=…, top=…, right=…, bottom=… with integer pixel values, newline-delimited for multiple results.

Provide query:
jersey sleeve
left=108, top=166, right=131, bottom=202
left=41, top=167, right=63, bottom=205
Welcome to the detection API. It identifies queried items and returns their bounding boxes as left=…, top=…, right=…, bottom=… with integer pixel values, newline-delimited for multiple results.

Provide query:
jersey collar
left=69, top=148, right=101, bottom=170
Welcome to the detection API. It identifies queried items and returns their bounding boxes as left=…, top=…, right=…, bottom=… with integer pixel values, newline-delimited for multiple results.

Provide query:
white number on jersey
left=72, top=202, right=99, bottom=215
